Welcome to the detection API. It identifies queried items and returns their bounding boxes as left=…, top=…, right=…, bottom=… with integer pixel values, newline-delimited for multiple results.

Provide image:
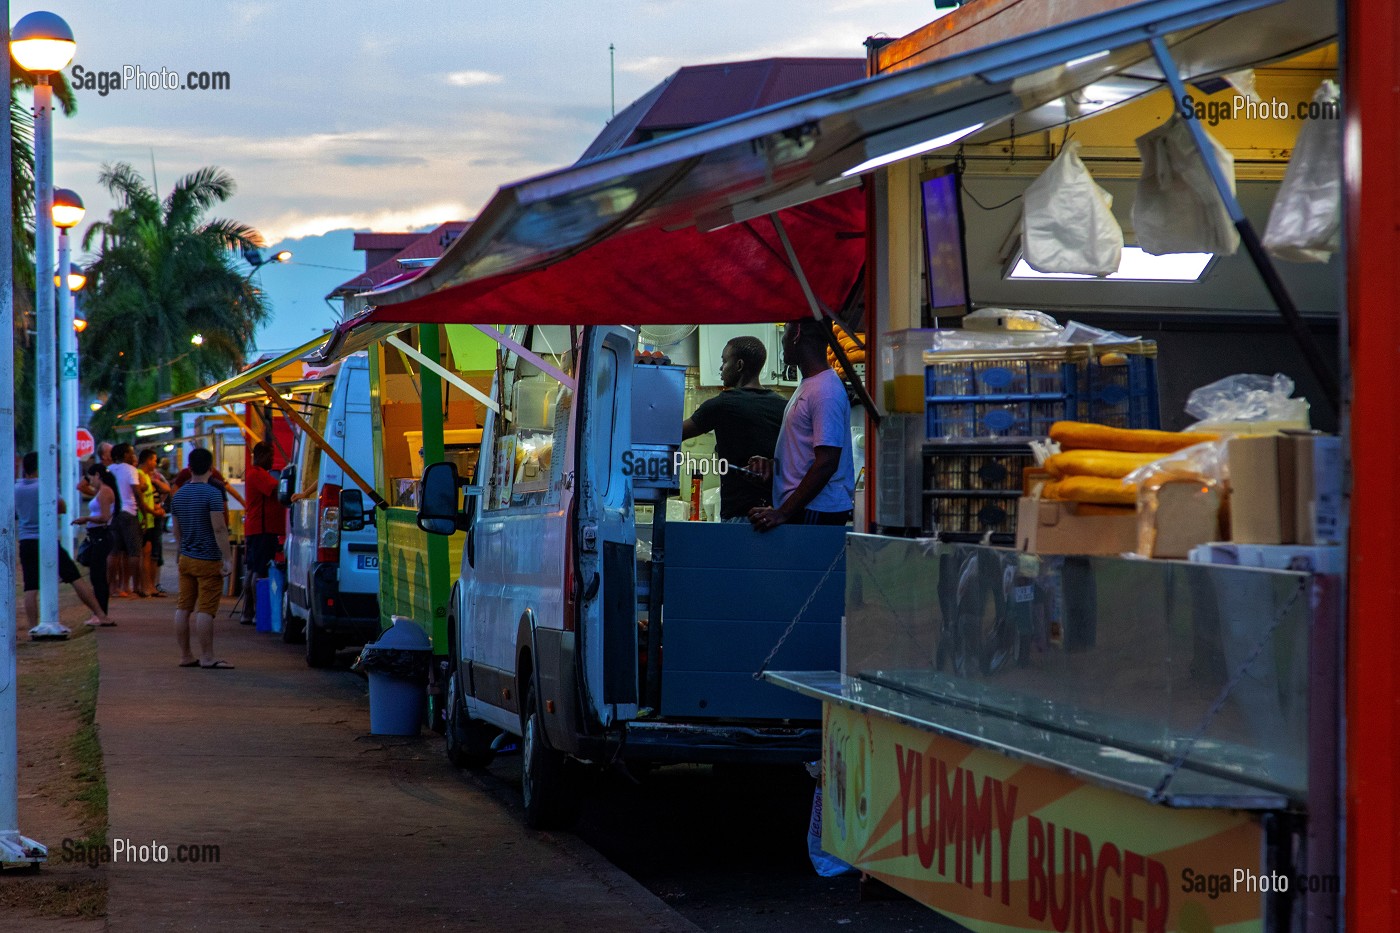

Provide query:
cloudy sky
left=32, top=1, right=942, bottom=351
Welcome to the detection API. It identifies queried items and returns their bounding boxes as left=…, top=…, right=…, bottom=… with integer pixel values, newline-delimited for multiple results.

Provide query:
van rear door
left=576, top=326, right=637, bottom=728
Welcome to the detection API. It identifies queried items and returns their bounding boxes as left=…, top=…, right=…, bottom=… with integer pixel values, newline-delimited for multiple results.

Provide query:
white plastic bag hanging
left=1263, top=80, right=1341, bottom=263
left=1021, top=139, right=1123, bottom=276
left=1131, top=116, right=1240, bottom=256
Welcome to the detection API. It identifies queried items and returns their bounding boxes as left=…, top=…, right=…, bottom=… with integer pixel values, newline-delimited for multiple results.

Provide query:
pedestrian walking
left=71, top=460, right=118, bottom=621
left=15, top=451, right=114, bottom=629
left=170, top=446, right=235, bottom=669
left=138, top=447, right=171, bottom=596
left=109, top=442, right=147, bottom=597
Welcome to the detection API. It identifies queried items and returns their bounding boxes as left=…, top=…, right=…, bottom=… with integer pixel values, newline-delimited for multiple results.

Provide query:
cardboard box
left=1227, top=433, right=1342, bottom=546
left=1227, top=435, right=1295, bottom=544
left=1015, top=497, right=1137, bottom=555
left=1285, top=432, right=1342, bottom=545
left=1188, top=542, right=1344, bottom=575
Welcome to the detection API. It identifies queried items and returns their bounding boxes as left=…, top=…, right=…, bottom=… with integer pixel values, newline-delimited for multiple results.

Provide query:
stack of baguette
left=826, top=330, right=866, bottom=369
left=1040, top=422, right=1220, bottom=506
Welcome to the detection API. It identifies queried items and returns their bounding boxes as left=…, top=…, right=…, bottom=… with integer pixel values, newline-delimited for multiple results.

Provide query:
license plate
left=356, top=554, right=379, bottom=570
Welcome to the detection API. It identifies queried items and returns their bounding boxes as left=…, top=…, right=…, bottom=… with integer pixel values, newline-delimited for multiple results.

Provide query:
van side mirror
left=340, top=488, right=370, bottom=531
left=418, top=461, right=469, bottom=536
left=277, top=465, right=296, bottom=507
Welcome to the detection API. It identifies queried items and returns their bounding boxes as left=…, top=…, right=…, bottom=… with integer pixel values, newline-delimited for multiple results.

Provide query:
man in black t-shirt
left=682, top=336, right=788, bottom=520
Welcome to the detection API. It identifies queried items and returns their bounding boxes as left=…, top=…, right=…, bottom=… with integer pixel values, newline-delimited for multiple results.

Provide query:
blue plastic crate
left=1085, top=344, right=1160, bottom=429
left=925, top=352, right=1083, bottom=439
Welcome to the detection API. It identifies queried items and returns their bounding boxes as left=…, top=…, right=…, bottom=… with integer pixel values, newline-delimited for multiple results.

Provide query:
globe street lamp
left=55, top=262, right=86, bottom=294
left=53, top=187, right=82, bottom=554
left=2, top=6, right=75, bottom=872
left=13, top=11, right=76, bottom=645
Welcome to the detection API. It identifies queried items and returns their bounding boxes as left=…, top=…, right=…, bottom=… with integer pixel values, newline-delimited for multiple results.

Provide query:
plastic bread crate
left=924, top=346, right=1087, bottom=439
left=921, top=442, right=1037, bottom=542
left=1085, top=341, right=1160, bottom=429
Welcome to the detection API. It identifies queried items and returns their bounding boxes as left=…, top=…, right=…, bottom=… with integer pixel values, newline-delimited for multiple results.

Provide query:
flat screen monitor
left=920, top=164, right=971, bottom=322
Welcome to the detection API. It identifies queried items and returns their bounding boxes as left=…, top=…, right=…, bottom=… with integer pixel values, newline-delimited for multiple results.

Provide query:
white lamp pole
left=2, top=6, right=74, bottom=866
left=14, top=12, right=75, bottom=642
left=53, top=189, right=84, bottom=555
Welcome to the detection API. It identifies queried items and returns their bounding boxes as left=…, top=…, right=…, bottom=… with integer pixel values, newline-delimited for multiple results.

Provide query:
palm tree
left=80, top=162, right=271, bottom=437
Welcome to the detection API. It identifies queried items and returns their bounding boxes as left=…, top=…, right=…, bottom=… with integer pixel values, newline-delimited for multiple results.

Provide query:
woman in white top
left=72, top=461, right=118, bottom=624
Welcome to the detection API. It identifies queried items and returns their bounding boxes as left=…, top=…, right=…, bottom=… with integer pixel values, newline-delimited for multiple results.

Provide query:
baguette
left=1042, top=475, right=1139, bottom=506
left=1044, top=449, right=1163, bottom=479
left=1049, top=421, right=1219, bottom=454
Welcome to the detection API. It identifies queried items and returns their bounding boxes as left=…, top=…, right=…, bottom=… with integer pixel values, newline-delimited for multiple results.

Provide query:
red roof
left=331, top=222, right=471, bottom=297
left=352, top=232, right=420, bottom=252
left=643, top=58, right=866, bottom=129
left=580, top=57, right=865, bottom=160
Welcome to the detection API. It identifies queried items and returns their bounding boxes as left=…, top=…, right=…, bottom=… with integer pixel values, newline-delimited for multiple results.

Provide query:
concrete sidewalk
left=94, top=577, right=698, bottom=932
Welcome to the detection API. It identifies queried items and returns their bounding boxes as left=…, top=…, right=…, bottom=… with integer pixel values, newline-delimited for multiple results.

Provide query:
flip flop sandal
left=200, top=660, right=235, bottom=670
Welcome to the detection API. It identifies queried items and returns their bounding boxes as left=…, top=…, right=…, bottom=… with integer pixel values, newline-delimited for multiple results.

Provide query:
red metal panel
left=1345, top=0, right=1400, bottom=929
left=356, top=187, right=865, bottom=327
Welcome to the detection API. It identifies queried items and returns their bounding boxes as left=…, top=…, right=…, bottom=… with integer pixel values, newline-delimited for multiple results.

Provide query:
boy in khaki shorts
left=170, top=447, right=235, bottom=669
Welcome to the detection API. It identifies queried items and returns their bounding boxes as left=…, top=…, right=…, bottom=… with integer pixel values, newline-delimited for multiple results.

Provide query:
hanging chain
left=1151, top=577, right=1309, bottom=802
left=753, top=543, right=848, bottom=680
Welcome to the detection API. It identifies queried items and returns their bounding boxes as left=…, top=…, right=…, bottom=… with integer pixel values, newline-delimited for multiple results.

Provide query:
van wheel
left=281, top=589, right=305, bottom=644
left=305, top=620, right=335, bottom=668
left=445, top=670, right=496, bottom=770
left=521, top=678, right=580, bottom=830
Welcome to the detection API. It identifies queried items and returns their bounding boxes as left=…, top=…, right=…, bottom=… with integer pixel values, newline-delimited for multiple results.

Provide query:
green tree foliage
left=80, top=163, right=270, bottom=438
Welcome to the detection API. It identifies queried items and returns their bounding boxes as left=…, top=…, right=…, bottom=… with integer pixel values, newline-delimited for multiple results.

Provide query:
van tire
left=281, top=589, right=305, bottom=644
left=305, top=621, right=336, bottom=668
left=521, top=678, right=580, bottom=830
left=445, top=670, right=495, bottom=770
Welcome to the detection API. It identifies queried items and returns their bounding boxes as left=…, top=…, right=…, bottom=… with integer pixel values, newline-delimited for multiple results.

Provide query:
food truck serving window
left=487, top=330, right=574, bottom=511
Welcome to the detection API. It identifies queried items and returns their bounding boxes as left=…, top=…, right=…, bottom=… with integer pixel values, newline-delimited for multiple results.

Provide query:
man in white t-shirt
left=108, top=442, right=148, bottom=597
left=747, top=317, right=855, bottom=531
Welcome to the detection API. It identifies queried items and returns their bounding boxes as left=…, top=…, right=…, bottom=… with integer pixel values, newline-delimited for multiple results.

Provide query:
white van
left=417, top=325, right=846, bottom=828
left=278, top=353, right=381, bottom=667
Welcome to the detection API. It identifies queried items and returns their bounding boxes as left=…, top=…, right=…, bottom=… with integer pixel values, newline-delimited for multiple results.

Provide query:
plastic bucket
left=255, top=578, right=273, bottom=633
left=268, top=567, right=284, bottom=634
left=367, top=674, right=424, bottom=735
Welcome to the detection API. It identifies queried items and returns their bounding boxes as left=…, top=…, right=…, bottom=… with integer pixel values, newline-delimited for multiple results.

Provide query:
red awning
left=354, top=186, right=864, bottom=327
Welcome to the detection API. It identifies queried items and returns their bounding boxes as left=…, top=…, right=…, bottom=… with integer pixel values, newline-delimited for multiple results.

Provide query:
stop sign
left=76, top=427, right=94, bottom=460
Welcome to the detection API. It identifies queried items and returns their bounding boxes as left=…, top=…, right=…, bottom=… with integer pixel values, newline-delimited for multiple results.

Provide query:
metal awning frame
left=314, top=0, right=1338, bottom=412
left=360, top=0, right=1294, bottom=318
left=383, top=333, right=504, bottom=415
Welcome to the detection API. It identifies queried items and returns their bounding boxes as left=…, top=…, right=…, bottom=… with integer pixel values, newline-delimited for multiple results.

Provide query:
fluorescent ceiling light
left=841, top=123, right=986, bottom=177
left=814, top=92, right=1020, bottom=183
left=135, top=425, right=175, bottom=438
left=1065, top=50, right=1111, bottom=68
left=1008, top=247, right=1213, bottom=282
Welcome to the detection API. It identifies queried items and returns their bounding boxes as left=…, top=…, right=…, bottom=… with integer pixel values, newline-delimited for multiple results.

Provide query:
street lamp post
left=3, top=6, right=74, bottom=867
left=13, top=11, right=75, bottom=643
left=53, top=188, right=83, bottom=555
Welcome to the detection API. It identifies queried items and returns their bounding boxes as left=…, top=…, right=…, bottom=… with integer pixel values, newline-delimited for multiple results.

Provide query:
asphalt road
left=463, top=752, right=967, bottom=933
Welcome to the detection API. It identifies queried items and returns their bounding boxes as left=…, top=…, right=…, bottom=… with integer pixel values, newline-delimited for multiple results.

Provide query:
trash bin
left=268, top=565, right=284, bottom=635
left=255, top=578, right=273, bottom=633
left=355, top=617, right=432, bottom=736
